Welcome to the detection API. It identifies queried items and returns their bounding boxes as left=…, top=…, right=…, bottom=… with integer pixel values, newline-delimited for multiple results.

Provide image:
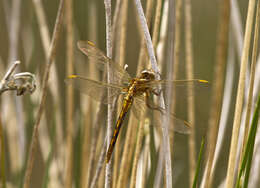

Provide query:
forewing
left=77, top=41, right=131, bottom=84
left=65, top=75, right=124, bottom=104
left=140, top=79, right=208, bottom=89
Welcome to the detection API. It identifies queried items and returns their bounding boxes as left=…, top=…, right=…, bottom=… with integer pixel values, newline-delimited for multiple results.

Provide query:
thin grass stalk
left=118, top=0, right=128, bottom=75
left=8, top=0, right=24, bottom=172
left=90, top=137, right=107, bottom=188
left=134, top=0, right=172, bottom=187
left=154, top=145, right=164, bottom=188
left=141, top=125, right=150, bottom=188
left=153, top=1, right=168, bottom=186
left=152, top=0, right=162, bottom=48
left=243, top=96, right=260, bottom=187
left=169, top=0, right=182, bottom=165
left=32, top=0, right=64, bottom=180
left=126, top=0, right=153, bottom=185
left=203, top=1, right=230, bottom=187
left=156, top=0, right=168, bottom=71
left=87, top=105, right=106, bottom=187
left=231, top=0, right=243, bottom=57
left=231, top=0, right=250, bottom=87
left=65, top=0, right=75, bottom=187
left=161, top=0, right=174, bottom=186
left=116, top=117, right=138, bottom=188
left=0, top=116, right=6, bottom=188
left=192, top=137, right=205, bottom=188
left=112, top=0, right=122, bottom=48
left=126, top=3, right=155, bottom=184
left=32, top=0, right=51, bottom=56
left=225, top=0, right=256, bottom=186
left=239, top=0, right=260, bottom=169
left=230, top=0, right=252, bottom=177
left=210, top=35, right=235, bottom=178
left=104, top=0, right=113, bottom=187
left=184, top=0, right=196, bottom=185
left=134, top=0, right=158, bottom=73
left=112, top=1, right=128, bottom=187
left=129, top=119, right=144, bottom=188
left=8, top=0, right=21, bottom=62
left=136, top=0, right=154, bottom=73
left=32, top=0, right=64, bottom=138
left=23, top=1, right=65, bottom=187
left=98, top=164, right=106, bottom=188
left=84, top=2, right=107, bottom=187
left=116, top=0, right=154, bottom=186
left=236, top=94, right=260, bottom=187
left=81, top=96, right=93, bottom=187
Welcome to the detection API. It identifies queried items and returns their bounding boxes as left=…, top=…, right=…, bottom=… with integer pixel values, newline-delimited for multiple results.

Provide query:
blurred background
left=0, top=0, right=258, bottom=187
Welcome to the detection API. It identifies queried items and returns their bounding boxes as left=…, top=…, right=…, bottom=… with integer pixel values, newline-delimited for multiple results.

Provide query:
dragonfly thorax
left=139, top=70, right=156, bottom=81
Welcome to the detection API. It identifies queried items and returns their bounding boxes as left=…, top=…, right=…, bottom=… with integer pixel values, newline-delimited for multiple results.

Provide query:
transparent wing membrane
left=131, top=95, right=146, bottom=119
left=153, top=110, right=191, bottom=134
left=131, top=96, right=191, bottom=134
left=65, top=75, right=124, bottom=104
left=77, top=41, right=131, bottom=84
left=138, top=79, right=208, bottom=89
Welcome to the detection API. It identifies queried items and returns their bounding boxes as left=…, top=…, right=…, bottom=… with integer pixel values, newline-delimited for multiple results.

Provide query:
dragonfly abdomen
left=106, top=97, right=133, bottom=163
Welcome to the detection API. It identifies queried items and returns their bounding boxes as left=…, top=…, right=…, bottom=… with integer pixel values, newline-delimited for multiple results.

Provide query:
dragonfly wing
left=65, top=75, right=124, bottom=104
left=139, top=79, right=209, bottom=97
left=131, top=95, right=146, bottom=119
left=77, top=41, right=131, bottom=84
left=153, top=110, right=191, bottom=134
left=169, top=116, right=191, bottom=134
left=131, top=95, right=191, bottom=134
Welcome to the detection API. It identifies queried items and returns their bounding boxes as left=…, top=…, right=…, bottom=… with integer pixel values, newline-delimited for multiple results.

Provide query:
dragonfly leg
left=151, top=88, right=162, bottom=96
left=145, top=91, right=165, bottom=113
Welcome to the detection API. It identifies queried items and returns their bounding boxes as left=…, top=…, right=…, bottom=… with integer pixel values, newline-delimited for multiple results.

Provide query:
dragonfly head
left=139, top=70, right=156, bottom=81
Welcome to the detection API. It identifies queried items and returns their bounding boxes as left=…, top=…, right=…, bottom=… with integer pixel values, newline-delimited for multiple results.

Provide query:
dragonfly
left=66, top=41, right=208, bottom=163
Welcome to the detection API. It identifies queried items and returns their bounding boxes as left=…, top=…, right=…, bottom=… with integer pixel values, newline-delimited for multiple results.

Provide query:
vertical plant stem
left=8, top=0, right=25, bottom=172
left=134, top=1, right=172, bottom=187
left=90, top=137, right=107, bottom=188
left=112, top=1, right=128, bottom=187
left=141, top=126, right=150, bottom=188
left=136, top=0, right=154, bottom=73
left=204, top=1, right=230, bottom=187
left=152, top=0, right=162, bottom=48
left=104, top=0, right=113, bottom=187
left=32, top=0, right=65, bottom=184
left=210, top=35, right=235, bottom=180
left=23, top=1, right=65, bottom=187
left=65, top=0, right=74, bottom=187
left=225, top=0, right=256, bottom=186
left=134, top=0, right=159, bottom=74
left=153, top=1, right=168, bottom=187
left=112, top=0, right=123, bottom=47
left=83, top=3, right=102, bottom=188
left=192, top=137, right=205, bottom=188
left=184, top=0, right=196, bottom=185
left=129, top=0, right=154, bottom=185
left=239, top=0, right=260, bottom=169
left=32, top=0, right=51, bottom=56
left=129, top=120, right=144, bottom=188
left=169, top=0, right=182, bottom=165
left=0, top=116, right=6, bottom=188
left=116, top=117, right=138, bottom=188
left=156, top=0, right=168, bottom=71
